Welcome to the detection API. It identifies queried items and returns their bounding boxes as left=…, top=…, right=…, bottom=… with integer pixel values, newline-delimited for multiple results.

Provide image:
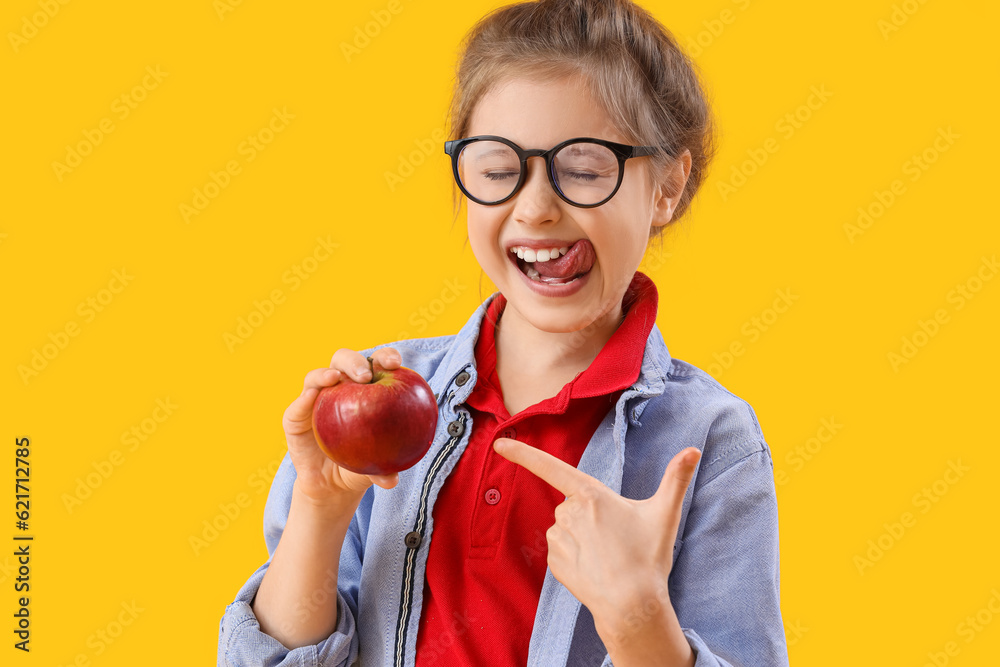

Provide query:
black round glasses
left=443, top=135, right=673, bottom=208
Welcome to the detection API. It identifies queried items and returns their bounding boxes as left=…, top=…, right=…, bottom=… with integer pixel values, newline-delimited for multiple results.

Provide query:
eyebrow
left=471, top=148, right=516, bottom=160
left=562, top=144, right=604, bottom=156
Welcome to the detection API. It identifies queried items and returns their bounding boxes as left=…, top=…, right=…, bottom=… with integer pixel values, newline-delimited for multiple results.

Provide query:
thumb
left=652, top=447, right=701, bottom=512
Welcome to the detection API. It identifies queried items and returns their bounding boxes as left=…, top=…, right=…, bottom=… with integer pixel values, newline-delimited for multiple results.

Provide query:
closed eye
left=484, top=170, right=519, bottom=182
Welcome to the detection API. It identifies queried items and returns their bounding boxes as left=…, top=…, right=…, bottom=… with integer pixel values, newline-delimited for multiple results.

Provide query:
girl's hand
left=282, top=347, right=403, bottom=506
left=492, top=438, right=700, bottom=653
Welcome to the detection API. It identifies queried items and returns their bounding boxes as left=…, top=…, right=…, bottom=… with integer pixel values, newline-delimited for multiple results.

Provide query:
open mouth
left=508, top=238, right=596, bottom=285
left=514, top=255, right=587, bottom=284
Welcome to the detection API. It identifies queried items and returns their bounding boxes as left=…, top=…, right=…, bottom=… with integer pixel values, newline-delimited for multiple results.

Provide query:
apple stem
left=367, top=356, right=376, bottom=384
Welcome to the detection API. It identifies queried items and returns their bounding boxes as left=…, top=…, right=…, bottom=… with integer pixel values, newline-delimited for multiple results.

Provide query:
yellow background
left=2, top=0, right=997, bottom=664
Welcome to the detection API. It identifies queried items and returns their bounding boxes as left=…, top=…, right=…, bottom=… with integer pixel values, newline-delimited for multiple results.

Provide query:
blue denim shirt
left=218, top=289, right=789, bottom=667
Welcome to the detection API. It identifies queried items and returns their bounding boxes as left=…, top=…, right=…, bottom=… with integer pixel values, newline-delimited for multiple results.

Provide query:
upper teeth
left=509, top=245, right=570, bottom=263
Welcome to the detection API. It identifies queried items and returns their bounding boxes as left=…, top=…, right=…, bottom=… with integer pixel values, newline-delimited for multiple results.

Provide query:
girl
left=218, top=1, right=787, bottom=665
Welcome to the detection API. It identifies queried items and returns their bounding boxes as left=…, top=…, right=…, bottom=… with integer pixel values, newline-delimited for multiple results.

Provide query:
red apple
left=311, top=359, right=439, bottom=475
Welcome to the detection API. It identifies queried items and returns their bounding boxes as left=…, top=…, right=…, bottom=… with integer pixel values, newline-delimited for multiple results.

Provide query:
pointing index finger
left=493, top=438, right=591, bottom=497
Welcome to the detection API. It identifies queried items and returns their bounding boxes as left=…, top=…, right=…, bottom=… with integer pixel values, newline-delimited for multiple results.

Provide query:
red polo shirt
left=414, top=271, right=659, bottom=666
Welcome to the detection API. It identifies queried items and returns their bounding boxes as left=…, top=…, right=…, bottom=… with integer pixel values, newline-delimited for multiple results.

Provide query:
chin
left=520, top=301, right=610, bottom=336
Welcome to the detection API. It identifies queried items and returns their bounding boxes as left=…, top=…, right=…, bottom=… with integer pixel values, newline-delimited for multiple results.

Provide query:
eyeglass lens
left=456, top=140, right=620, bottom=206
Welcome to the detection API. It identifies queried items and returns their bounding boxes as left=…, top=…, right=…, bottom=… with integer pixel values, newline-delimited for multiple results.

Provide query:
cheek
left=590, top=214, right=647, bottom=267
left=603, top=201, right=655, bottom=260
left=466, top=211, right=503, bottom=266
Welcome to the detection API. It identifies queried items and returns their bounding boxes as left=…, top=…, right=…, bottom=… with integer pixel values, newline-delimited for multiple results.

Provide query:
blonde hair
left=447, top=0, right=718, bottom=235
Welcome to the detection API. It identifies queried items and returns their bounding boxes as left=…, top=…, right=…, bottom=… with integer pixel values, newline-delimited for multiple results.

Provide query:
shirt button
left=484, top=488, right=501, bottom=505
left=455, top=370, right=471, bottom=386
left=501, top=427, right=517, bottom=440
left=404, top=531, right=422, bottom=549
left=447, top=419, right=465, bottom=437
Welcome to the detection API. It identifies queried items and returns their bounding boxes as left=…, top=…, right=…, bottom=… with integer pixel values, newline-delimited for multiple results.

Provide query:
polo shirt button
left=484, top=488, right=501, bottom=505
left=447, top=420, right=465, bottom=437
left=455, top=370, right=471, bottom=386
left=502, top=427, right=517, bottom=439
left=404, top=531, right=422, bottom=549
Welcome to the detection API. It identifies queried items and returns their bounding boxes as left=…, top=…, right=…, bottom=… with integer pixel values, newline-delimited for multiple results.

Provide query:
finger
left=284, top=368, right=344, bottom=432
left=368, top=472, right=399, bottom=489
left=493, top=438, right=591, bottom=497
left=652, top=447, right=701, bottom=529
left=546, top=523, right=576, bottom=552
left=330, top=348, right=374, bottom=383
left=370, top=347, right=402, bottom=370
left=544, top=525, right=578, bottom=575
left=552, top=500, right=587, bottom=534
left=656, top=447, right=701, bottom=503
left=304, top=366, right=343, bottom=393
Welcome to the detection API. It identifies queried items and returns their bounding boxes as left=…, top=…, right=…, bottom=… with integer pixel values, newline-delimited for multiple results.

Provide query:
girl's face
left=465, top=73, right=688, bottom=338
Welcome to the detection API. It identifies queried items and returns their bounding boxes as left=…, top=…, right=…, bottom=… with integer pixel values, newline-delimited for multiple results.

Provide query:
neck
left=494, top=298, right=625, bottom=379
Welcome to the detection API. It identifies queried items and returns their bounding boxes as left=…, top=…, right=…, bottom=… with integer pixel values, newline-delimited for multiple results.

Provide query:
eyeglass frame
left=443, top=134, right=674, bottom=209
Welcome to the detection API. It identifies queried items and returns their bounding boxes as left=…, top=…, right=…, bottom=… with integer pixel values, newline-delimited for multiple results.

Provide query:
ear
left=651, top=148, right=692, bottom=228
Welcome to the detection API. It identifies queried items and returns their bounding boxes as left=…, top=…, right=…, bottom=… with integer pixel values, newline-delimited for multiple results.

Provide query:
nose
left=511, top=155, right=561, bottom=225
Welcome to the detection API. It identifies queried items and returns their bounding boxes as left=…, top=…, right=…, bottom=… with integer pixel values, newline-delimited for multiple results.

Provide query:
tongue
left=533, top=239, right=595, bottom=279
